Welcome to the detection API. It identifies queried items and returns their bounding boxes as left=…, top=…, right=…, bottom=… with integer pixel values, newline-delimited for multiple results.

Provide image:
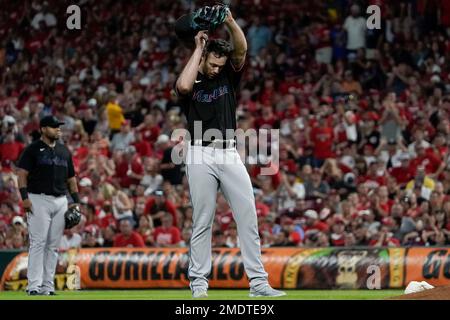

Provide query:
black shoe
left=40, top=291, right=56, bottom=296
left=27, top=290, right=39, bottom=296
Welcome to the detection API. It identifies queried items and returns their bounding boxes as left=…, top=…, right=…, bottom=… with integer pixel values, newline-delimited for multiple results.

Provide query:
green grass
left=0, top=289, right=404, bottom=300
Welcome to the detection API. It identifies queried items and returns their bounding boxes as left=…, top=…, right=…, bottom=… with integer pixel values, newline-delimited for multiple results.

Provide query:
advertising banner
left=405, top=248, right=450, bottom=287
left=1, top=247, right=448, bottom=290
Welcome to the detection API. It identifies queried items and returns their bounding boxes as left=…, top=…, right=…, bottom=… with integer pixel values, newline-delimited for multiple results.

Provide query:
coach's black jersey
left=176, top=61, right=243, bottom=140
left=17, top=140, right=75, bottom=196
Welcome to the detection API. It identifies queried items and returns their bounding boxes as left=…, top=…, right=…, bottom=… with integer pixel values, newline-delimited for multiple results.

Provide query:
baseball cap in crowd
left=12, top=216, right=25, bottom=227
left=2, top=115, right=16, bottom=126
left=87, top=98, right=97, bottom=107
left=125, top=145, right=136, bottom=154
left=139, top=77, right=151, bottom=86
left=79, top=177, right=93, bottom=187
left=399, top=153, right=410, bottom=161
left=304, top=209, right=318, bottom=220
left=40, top=115, right=65, bottom=128
left=319, top=207, right=331, bottom=220
left=432, top=65, right=441, bottom=74
left=253, top=188, right=263, bottom=196
left=343, top=172, right=356, bottom=187
left=156, top=134, right=170, bottom=144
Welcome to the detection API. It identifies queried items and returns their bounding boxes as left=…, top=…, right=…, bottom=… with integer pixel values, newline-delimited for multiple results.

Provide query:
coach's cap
left=40, top=115, right=65, bottom=128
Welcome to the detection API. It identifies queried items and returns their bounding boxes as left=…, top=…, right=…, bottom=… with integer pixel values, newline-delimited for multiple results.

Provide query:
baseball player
left=17, top=115, right=80, bottom=296
left=175, top=8, right=286, bottom=298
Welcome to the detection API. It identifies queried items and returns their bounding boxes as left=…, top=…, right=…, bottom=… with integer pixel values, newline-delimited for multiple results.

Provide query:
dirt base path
left=388, top=285, right=450, bottom=300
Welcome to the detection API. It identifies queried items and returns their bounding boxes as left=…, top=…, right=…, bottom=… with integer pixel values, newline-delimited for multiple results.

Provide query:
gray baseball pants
left=185, top=144, right=268, bottom=291
left=27, top=193, right=67, bottom=293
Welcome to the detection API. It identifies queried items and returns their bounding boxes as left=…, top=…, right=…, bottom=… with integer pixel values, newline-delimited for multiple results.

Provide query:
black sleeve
left=17, top=146, right=35, bottom=172
left=173, top=78, right=191, bottom=117
left=173, top=78, right=192, bottom=99
left=67, top=151, right=75, bottom=178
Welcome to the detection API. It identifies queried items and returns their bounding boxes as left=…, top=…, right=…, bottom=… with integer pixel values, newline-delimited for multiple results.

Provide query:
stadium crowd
left=1, top=0, right=450, bottom=251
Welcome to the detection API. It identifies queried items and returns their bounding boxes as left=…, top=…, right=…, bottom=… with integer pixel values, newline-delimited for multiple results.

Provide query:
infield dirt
left=388, top=285, right=450, bottom=300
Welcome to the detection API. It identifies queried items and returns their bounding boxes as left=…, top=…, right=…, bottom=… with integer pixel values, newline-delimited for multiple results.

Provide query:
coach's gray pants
left=27, top=193, right=67, bottom=293
left=185, top=145, right=268, bottom=291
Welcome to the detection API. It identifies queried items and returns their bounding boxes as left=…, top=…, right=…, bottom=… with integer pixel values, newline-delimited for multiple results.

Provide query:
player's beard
left=45, top=131, right=61, bottom=142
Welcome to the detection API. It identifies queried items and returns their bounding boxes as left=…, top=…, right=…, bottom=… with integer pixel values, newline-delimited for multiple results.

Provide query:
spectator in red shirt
left=369, top=226, right=401, bottom=247
left=389, top=154, right=413, bottom=186
left=144, top=189, right=178, bottom=227
left=330, top=217, right=346, bottom=246
left=303, top=209, right=329, bottom=233
left=114, top=146, right=145, bottom=188
left=0, top=132, right=24, bottom=163
left=255, top=105, right=279, bottom=129
left=137, top=114, right=161, bottom=143
left=409, top=144, right=443, bottom=176
left=153, top=213, right=181, bottom=247
left=309, top=114, right=334, bottom=166
left=113, top=218, right=145, bottom=248
left=82, top=225, right=102, bottom=248
left=132, top=131, right=153, bottom=157
left=83, top=203, right=102, bottom=229
left=359, top=161, right=387, bottom=188
left=374, top=186, right=394, bottom=217
left=282, top=94, right=300, bottom=119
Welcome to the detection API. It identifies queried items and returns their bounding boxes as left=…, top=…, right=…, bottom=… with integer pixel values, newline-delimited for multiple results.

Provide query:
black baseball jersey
left=17, top=140, right=76, bottom=196
left=176, top=61, right=243, bottom=140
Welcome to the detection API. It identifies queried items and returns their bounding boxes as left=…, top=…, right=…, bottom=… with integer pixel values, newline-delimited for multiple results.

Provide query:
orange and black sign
left=2, top=247, right=449, bottom=290
left=405, top=248, right=450, bottom=287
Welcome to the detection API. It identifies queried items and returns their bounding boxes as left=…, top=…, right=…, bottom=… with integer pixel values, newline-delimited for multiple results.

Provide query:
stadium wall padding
left=0, top=250, right=24, bottom=282
left=2, top=247, right=450, bottom=290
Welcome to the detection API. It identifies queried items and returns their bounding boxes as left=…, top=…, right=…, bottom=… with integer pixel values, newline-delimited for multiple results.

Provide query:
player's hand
left=195, top=30, right=208, bottom=50
left=224, top=7, right=233, bottom=24
left=69, top=203, right=80, bottom=210
left=23, top=199, right=33, bottom=214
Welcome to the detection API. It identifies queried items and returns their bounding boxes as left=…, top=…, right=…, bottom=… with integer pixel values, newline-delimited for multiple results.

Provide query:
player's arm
left=17, top=168, right=29, bottom=189
left=16, top=146, right=36, bottom=213
left=67, top=177, right=80, bottom=207
left=67, top=153, right=80, bottom=207
left=176, top=31, right=208, bottom=95
left=224, top=9, right=247, bottom=70
left=17, top=168, right=32, bottom=213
